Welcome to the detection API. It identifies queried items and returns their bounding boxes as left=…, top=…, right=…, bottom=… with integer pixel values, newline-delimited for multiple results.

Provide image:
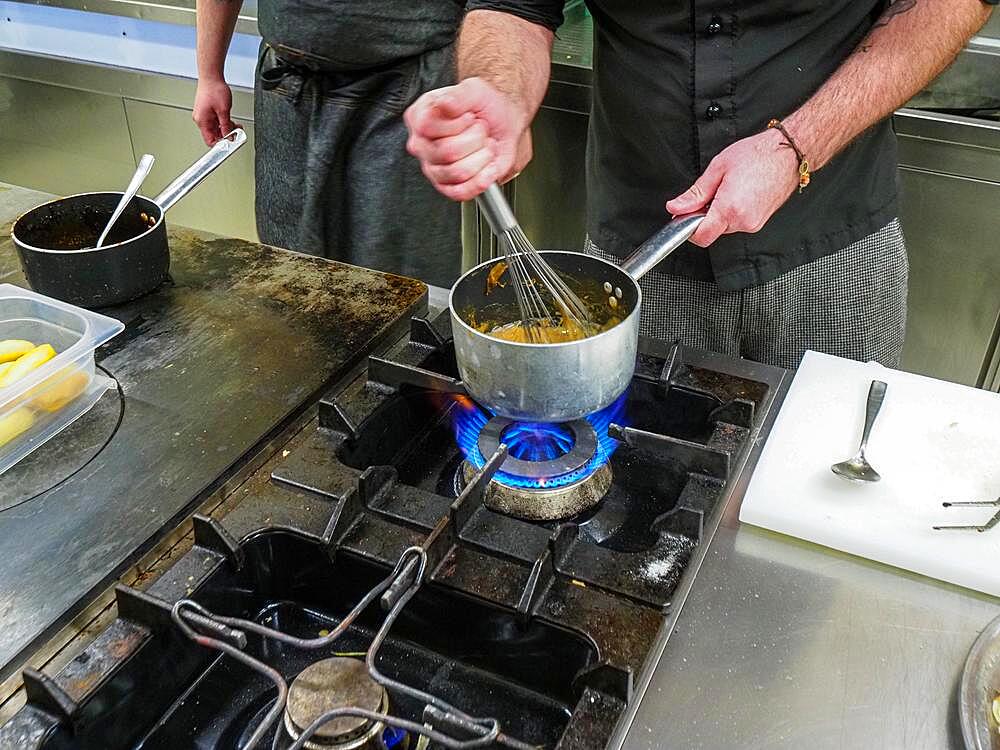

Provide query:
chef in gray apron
left=193, top=2, right=464, bottom=288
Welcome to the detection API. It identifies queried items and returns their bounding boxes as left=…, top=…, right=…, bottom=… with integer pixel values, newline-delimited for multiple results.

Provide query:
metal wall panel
left=896, top=166, right=1000, bottom=386
left=0, top=49, right=255, bottom=119
left=513, top=106, right=590, bottom=253
left=0, top=76, right=136, bottom=196
left=124, top=99, right=257, bottom=241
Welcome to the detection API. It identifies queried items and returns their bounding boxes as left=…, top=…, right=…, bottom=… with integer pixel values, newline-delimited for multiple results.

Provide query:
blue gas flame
left=503, top=422, right=575, bottom=461
left=451, top=393, right=628, bottom=489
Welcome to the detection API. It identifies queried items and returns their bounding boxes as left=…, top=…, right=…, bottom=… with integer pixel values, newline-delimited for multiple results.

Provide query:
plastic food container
left=0, top=284, right=124, bottom=475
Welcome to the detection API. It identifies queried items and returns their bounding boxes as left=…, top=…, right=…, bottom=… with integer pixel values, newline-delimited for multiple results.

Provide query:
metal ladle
left=831, top=379, right=888, bottom=483
left=94, top=153, right=155, bottom=249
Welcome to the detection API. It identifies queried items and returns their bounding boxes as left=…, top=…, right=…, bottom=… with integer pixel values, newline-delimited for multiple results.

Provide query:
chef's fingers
left=687, top=202, right=729, bottom=247
left=219, top=115, right=238, bottom=140
left=435, top=78, right=499, bottom=120
left=499, top=129, right=533, bottom=184
left=404, top=110, right=475, bottom=145
left=404, top=90, right=477, bottom=140
left=665, top=159, right=725, bottom=216
left=422, top=121, right=490, bottom=167
left=424, top=143, right=495, bottom=187
left=195, top=116, right=222, bottom=146
left=426, top=159, right=502, bottom=202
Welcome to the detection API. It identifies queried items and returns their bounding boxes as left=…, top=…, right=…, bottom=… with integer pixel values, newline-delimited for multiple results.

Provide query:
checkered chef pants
left=585, top=219, right=908, bottom=369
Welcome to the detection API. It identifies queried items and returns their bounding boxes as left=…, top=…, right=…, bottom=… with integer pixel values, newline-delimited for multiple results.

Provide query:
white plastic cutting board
left=740, top=351, right=1000, bottom=596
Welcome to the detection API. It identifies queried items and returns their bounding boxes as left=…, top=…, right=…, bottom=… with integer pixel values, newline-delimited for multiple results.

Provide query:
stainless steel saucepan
left=449, top=214, right=705, bottom=423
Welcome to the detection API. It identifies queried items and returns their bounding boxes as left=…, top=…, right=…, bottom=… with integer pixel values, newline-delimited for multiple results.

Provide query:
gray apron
left=254, top=41, right=462, bottom=288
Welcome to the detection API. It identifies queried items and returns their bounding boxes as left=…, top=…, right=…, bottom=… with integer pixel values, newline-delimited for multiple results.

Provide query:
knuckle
left=442, top=184, right=470, bottom=202
left=475, top=169, right=498, bottom=192
left=435, top=143, right=461, bottom=163
left=408, top=138, right=430, bottom=159
left=412, top=107, right=432, bottom=133
left=467, top=122, right=488, bottom=144
left=432, top=164, right=463, bottom=184
left=420, top=162, right=438, bottom=186
left=724, top=205, right=750, bottom=228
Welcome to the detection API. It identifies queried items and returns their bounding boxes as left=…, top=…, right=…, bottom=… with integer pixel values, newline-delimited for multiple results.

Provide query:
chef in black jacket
left=193, top=1, right=464, bottom=288
left=405, top=0, right=995, bottom=367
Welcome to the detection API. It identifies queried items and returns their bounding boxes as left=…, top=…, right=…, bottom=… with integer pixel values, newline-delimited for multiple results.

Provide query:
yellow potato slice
left=32, top=368, right=91, bottom=412
left=0, top=344, right=56, bottom=388
left=0, top=340, right=35, bottom=363
left=0, top=408, right=34, bottom=447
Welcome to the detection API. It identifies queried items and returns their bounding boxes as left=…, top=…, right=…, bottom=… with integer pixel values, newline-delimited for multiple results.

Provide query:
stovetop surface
left=0, top=311, right=782, bottom=750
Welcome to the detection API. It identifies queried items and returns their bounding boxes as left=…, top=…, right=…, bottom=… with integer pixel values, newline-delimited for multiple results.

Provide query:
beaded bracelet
left=767, top=118, right=811, bottom=193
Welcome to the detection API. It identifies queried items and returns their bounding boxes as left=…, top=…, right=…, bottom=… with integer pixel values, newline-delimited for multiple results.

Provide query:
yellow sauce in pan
left=479, top=316, right=620, bottom=344
left=464, top=260, right=629, bottom=344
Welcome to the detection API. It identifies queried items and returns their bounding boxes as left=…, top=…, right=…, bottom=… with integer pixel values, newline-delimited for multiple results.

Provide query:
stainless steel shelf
left=5, top=0, right=258, bottom=34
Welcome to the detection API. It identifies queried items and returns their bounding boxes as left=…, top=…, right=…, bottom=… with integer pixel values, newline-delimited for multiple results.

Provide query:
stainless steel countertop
left=619, top=460, right=1000, bottom=749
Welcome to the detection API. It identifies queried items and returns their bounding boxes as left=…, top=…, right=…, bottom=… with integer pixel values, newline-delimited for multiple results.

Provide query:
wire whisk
left=476, top=185, right=593, bottom=343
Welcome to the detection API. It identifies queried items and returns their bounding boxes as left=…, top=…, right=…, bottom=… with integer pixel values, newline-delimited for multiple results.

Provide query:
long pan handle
left=154, top=129, right=248, bottom=213
left=619, top=213, right=705, bottom=281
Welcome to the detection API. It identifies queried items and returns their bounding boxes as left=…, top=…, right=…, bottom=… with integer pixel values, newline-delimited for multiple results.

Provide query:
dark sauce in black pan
left=17, top=197, right=157, bottom=251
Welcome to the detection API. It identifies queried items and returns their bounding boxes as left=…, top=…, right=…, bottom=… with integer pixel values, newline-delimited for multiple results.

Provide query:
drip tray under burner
left=461, top=460, right=613, bottom=522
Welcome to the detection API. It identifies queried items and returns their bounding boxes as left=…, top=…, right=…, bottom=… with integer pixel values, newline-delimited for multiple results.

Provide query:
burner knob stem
left=183, top=610, right=248, bottom=650
left=422, top=706, right=489, bottom=740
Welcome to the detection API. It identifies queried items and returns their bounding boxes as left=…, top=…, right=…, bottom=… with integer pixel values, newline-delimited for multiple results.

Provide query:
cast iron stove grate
left=0, top=311, right=780, bottom=750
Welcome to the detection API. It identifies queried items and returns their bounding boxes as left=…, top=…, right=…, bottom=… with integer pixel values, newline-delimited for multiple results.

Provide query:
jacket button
left=706, top=16, right=723, bottom=35
left=706, top=102, right=722, bottom=119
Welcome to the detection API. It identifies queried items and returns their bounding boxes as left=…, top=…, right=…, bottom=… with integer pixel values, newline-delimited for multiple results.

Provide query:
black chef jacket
left=466, top=0, right=910, bottom=290
left=257, top=0, right=464, bottom=71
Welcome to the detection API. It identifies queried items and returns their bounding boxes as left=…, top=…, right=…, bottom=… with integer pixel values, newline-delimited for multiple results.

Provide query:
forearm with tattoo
left=784, top=0, right=991, bottom=170
left=873, top=0, right=918, bottom=29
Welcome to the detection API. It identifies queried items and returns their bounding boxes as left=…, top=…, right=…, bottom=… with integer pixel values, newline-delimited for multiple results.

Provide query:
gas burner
left=450, top=393, right=627, bottom=520
left=466, top=415, right=612, bottom=519
left=283, top=658, right=388, bottom=749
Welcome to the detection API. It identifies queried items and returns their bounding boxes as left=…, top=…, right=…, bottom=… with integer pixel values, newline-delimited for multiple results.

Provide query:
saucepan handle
left=154, top=129, right=248, bottom=213
left=619, top=213, right=705, bottom=281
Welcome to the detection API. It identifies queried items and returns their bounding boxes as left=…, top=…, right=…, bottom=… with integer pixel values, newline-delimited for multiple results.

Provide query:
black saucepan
left=11, top=130, right=247, bottom=308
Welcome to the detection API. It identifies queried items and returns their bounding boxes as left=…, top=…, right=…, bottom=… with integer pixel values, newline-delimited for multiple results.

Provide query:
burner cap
left=478, top=417, right=597, bottom=481
left=284, top=657, right=387, bottom=748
